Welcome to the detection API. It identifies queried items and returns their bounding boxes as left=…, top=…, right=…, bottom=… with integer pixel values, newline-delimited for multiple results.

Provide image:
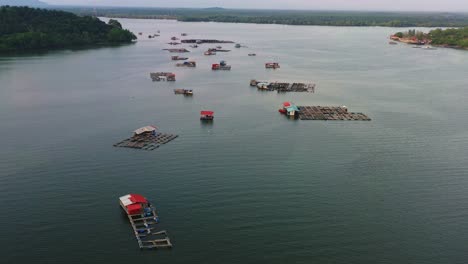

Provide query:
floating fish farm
left=298, top=106, right=371, bottom=121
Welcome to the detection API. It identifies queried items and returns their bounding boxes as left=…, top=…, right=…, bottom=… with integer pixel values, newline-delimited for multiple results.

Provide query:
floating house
left=163, top=48, right=190, bottom=53
left=212, top=61, right=231, bottom=70
left=286, top=105, right=300, bottom=118
left=133, top=125, right=158, bottom=136
left=265, top=62, right=280, bottom=69
left=204, top=50, right=216, bottom=55
left=176, top=61, right=196, bottom=67
left=171, top=56, right=188, bottom=61
left=150, top=72, right=176, bottom=81
left=181, top=39, right=234, bottom=44
left=174, top=89, right=193, bottom=95
left=278, top=102, right=299, bottom=118
left=119, top=194, right=172, bottom=249
left=200, top=111, right=214, bottom=121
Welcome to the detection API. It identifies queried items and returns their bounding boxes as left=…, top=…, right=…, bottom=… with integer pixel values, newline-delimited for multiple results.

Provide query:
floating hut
left=278, top=102, right=299, bottom=118
left=119, top=194, right=172, bottom=249
left=171, top=56, right=188, bottom=61
left=212, top=61, right=231, bottom=71
left=176, top=61, right=196, bottom=67
left=209, top=48, right=230, bottom=52
left=114, top=126, right=179, bottom=151
left=174, top=89, right=193, bottom=95
left=163, top=48, right=190, bottom=53
left=265, top=62, right=280, bottom=69
left=181, top=39, right=234, bottom=44
left=200, top=111, right=214, bottom=121
left=150, top=72, right=176, bottom=81
left=204, top=50, right=216, bottom=56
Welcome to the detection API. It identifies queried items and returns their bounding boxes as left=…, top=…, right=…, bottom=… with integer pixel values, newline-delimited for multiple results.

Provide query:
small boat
left=389, top=41, right=398, bottom=45
left=200, top=111, right=214, bottom=121
left=265, top=62, right=280, bottom=69
left=422, top=46, right=436, bottom=50
left=138, top=32, right=143, bottom=35
left=190, top=44, right=199, bottom=48
left=181, top=33, right=187, bottom=36
left=216, top=46, right=222, bottom=49
left=235, top=44, right=241, bottom=48
left=248, top=53, right=256, bottom=56
left=171, top=36, right=179, bottom=41
left=204, top=50, right=216, bottom=55
left=278, top=102, right=291, bottom=114
left=168, top=42, right=181, bottom=45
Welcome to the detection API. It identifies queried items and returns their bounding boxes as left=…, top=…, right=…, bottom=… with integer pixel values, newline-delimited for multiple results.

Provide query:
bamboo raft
left=250, top=80, right=316, bottom=93
left=114, top=133, right=179, bottom=151
left=297, top=106, right=371, bottom=121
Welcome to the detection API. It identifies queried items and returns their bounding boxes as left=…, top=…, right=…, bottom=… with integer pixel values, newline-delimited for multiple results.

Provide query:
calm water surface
left=1, top=19, right=468, bottom=264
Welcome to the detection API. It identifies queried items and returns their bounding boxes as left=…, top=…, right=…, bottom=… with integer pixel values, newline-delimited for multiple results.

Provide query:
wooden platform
left=126, top=206, right=172, bottom=249
left=114, top=133, right=179, bottom=151
left=298, top=106, right=371, bottom=121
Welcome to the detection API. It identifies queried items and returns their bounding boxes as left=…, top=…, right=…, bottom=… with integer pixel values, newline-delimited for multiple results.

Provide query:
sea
left=1, top=18, right=468, bottom=264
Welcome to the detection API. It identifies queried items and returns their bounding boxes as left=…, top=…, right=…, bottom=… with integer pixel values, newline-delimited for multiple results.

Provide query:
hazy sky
left=44, top=0, right=468, bottom=12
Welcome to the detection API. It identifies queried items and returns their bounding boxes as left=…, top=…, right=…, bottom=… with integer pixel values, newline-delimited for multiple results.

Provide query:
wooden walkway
left=126, top=206, right=172, bottom=249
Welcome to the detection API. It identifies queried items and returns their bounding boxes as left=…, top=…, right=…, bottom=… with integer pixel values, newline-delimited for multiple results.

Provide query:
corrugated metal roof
left=134, top=126, right=157, bottom=135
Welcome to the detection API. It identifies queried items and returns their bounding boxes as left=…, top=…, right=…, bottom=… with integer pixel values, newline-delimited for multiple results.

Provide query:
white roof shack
left=119, top=194, right=133, bottom=206
left=133, top=125, right=157, bottom=135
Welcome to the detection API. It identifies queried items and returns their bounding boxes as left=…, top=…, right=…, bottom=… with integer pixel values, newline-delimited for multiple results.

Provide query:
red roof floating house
left=265, top=62, right=280, bottom=69
left=119, top=194, right=149, bottom=215
left=200, top=111, right=214, bottom=121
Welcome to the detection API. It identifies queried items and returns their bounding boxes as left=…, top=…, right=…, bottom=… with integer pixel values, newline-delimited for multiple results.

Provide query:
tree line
left=0, top=6, right=136, bottom=52
left=395, top=27, right=468, bottom=48
left=60, top=7, right=468, bottom=28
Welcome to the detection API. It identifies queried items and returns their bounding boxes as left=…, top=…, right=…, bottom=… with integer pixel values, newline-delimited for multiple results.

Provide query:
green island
left=62, top=7, right=468, bottom=27
left=391, top=27, right=468, bottom=49
left=0, top=6, right=136, bottom=52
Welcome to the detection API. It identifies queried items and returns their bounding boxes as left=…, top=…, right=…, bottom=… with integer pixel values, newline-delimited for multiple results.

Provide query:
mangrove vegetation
left=0, top=6, right=136, bottom=52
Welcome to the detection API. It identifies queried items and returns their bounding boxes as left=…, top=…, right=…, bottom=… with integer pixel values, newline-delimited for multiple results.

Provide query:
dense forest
left=0, top=6, right=136, bottom=52
left=62, top=7, right=468, bottom=27
left=394, top=27, right=468, bottom=48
